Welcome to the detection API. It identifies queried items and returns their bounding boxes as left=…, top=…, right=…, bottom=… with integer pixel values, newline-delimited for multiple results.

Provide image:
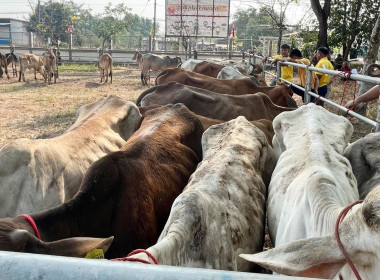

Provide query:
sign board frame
left=165, top=0, right=230, bottom=38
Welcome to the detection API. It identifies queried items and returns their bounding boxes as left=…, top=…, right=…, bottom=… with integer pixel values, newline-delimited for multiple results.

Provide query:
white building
left=0, top=18, right=29, bottom=46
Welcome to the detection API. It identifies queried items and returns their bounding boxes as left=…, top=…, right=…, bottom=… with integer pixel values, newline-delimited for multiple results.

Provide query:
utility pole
left=153, top=0, right=156, bottom=51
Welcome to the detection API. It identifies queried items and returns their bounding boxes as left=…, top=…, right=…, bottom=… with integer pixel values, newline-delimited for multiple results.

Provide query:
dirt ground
left=0, top=65, right=376, bottom=149
left=0, top=66, right=146, bottom=148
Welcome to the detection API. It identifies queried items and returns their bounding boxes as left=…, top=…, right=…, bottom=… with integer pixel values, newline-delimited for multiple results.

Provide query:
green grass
left=59, top=63, right=98, bottom=72
left=58, top=63, right=122, bottom=72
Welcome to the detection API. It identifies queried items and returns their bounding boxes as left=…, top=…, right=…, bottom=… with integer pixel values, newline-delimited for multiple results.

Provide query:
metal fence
left=246, top=54, right=380, bottom=132
left=0, top=251, right=326, bottom=280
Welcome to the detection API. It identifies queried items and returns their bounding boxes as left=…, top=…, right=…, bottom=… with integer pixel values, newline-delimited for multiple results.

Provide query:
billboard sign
left=165, top=0, right=230, bottom=38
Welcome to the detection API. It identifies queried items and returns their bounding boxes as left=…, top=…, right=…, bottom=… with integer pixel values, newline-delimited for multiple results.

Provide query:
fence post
left=304, top=67, right=312, bottom=103
left=276, top=62, right=281, bottom=84
left=68, top=33, right=72, bottom=62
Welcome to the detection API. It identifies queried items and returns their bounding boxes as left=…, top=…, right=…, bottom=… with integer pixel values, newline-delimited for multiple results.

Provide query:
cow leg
left=140, top=71, right=145, bottom=85
left=104, top=69, right=108, bottom=83
left=48, top=70, right=52, bottom=84
left=4, top=65, right=9, bottom=79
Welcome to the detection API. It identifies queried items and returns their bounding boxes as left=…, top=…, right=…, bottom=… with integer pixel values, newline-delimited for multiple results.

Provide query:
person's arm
left=345, top=85, right=380, bottom=108
left=314, top=74, right=321, bottom=93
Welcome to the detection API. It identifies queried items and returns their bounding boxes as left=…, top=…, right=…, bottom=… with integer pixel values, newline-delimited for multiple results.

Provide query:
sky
left=0, top=0, right=315, bottom=34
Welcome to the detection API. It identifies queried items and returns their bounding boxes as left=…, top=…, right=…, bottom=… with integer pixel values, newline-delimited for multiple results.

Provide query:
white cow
left=268, top=103, right=357, bottom=246
left=240, top=103, right=362, bottom=279
left=180, top=59, right=205, bottom=71
left=0, top=95, right=141, bottom=218
left=130, top=116, right=276, bottom=271
left=240, top=184, right=380, bottom=279
left=344, top=132, right=380, bottom=199
left=217, top=66, right=260, bottom=85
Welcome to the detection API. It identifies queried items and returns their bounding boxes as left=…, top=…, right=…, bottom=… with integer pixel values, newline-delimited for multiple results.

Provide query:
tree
left=329, top=0, right=380, bottom=61
left=310, top=0, right=331, bottom=49
left=93, top=3, right=134, bottom=50
left=232, top=7, right=281, bottom=53
left=258, top=0, right=295, bottom=53
left=27, top=0, right=77, bottom=46
left=356, top=14, right=380, bottom=115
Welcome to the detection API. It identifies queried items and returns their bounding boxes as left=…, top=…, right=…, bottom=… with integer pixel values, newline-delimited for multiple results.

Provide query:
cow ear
left=240, top=235, right=346, bottom=279
left=9, top=230, right=114, bottom=258
left=40, top=236, right=114, bottom=257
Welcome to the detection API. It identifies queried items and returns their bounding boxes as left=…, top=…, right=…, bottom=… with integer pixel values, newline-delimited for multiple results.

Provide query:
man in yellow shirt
left=273, top=48, right=316, bottom=102
left=314, top=47, right=334, bottom=105
left=263, top=44, right=293, bottom=86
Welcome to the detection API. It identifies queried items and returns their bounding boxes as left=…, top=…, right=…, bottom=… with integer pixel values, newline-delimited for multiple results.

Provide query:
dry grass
left=0, top=66, right=146, bottom=148
left=0, top=65, right=377, bottom=149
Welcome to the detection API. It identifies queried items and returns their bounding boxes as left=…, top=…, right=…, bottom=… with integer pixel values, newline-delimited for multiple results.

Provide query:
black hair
left=290, top=49, right=302, bottom=58
left=317, top=47, right=329, bottom=56
left=281, top=44, right=290, bottom=50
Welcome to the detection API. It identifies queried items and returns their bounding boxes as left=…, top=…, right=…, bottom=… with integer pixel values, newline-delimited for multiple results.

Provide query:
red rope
left=110, top=249, right=159, bottom=264
left=16, top=214, right=41, bottom=240
left=334, top=200, right=363, bottom=280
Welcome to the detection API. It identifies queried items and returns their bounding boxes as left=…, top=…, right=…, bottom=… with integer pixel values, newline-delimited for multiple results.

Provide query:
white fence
left=248, top=54, right=380, bottom=132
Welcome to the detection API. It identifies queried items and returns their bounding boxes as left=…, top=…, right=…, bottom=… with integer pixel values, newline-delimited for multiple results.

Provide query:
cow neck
left=28, top=191, right=116, bottom=242
left=334, top=200, right=363, bottom=280
left=16, top=214, right=41, bottom=240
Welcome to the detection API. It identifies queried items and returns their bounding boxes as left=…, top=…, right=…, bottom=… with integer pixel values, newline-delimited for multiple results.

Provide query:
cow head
left=0, top=218, right=114, bottom=257
left=240, top=185, right=380, bottom=279
left=132, top=51, right=142, bottom=61
left=173, top=57, right=182, bottom=67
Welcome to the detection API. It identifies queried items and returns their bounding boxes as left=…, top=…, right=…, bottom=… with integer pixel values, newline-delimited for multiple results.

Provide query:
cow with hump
left=0, top=95, right=141, bottom=218
left=155, top=68, right=296, bottom=108
left=0, top=104, right=203, bottom=259
left=239, top=103, right=373, bottom=279
left=136, top=82, right=295, bottom=122
left=134, top=51, right=182, bottom=86
left=130, top=116, right=276, bottom=272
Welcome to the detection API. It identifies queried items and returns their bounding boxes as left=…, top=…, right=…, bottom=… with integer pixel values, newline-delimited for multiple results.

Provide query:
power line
left=140, top=0, right=151, bottom=17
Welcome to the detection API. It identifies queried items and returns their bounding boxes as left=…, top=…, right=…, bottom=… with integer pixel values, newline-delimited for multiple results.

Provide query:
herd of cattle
left=1, top=52, right=380, bottom=279
left=0, top=49, right=58, bottom=84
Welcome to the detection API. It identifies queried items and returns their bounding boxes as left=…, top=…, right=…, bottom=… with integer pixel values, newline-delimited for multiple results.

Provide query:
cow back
left=268, top=103, right=357, bottom=246
left=69, top=103, right=203, bottom=257
left=141, top=116, right=276, bottom=270
left=193, top=61, right=224, bottom=77
left=139, top=82, right=294, bottom=121
left=0, top=95, right=141, bottom=218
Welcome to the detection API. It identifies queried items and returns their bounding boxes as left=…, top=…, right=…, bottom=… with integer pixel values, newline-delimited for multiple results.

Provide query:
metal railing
left=245, top=52, right=380, bottom=132
left=0, top=251, right=327, bottom=280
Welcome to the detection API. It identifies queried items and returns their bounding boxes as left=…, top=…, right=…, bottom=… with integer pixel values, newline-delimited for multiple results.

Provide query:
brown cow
left=132, top=51, right=143, bottom=70
left=137, top=82, right=294, bottom=121
left=0, top=104, right=203, bottom=259
left=42, top=49, right=58, bottom=84
left=18, top=53, right=45, bottom=82
left=138, top=104, right=275, bottom=146
left=155, top=68, right=296, bottom=108
left=0, top=51, right=9, bottom=79
left=97, top=53, right=112, bottom=83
